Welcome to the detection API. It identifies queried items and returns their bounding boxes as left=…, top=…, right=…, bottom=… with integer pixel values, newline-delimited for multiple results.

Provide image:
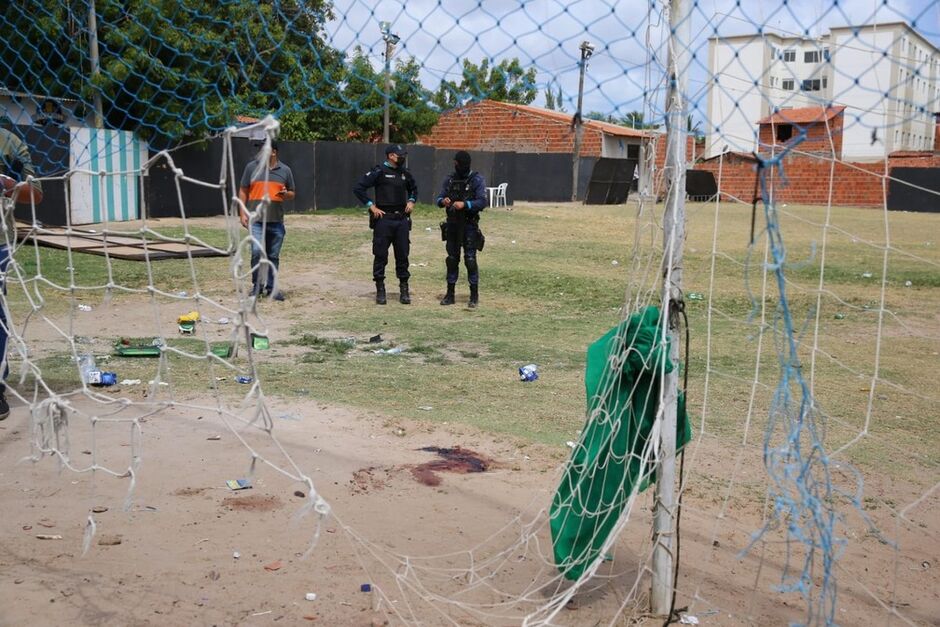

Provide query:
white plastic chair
left=494, top=182, right=508, bottom=208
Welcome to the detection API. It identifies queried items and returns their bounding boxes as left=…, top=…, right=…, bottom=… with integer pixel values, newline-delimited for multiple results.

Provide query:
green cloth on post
left=549, top=305, right=692, bottom=580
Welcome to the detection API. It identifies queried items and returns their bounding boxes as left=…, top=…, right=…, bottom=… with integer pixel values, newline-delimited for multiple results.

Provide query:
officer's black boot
left=468, top=284, right=479, bottom=308
left=375, top=280, right=387, bottom=305
left=399, top=281, right=411, bottom=304
left=440, top=283, right=456, bottom=306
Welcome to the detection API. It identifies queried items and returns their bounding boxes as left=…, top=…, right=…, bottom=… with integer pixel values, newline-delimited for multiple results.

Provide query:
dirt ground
left=1, top=221, right=937, bottom=626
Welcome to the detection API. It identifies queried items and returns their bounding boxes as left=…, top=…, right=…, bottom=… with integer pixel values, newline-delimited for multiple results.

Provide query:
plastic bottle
left=78, top=354, right=97, bottom=384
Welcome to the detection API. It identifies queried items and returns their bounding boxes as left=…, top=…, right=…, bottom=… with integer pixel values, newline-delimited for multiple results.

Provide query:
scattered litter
left=369, top=334, right=383, bottom=343
left=904, top=280, right=912, bottom=287
left=178, top=310, right=200, bottom=324
left=263, top=560, right=283, bottom=572
left=35, top=534, right=62, bottom=540
left=22, top=525, right=32, bottom=531
left=305, top=592, right=317, bottom=601
left=861, top=272, right=873, bottom=278
left=206, top=435, right=221, bottom=441
left=519, top=364, right=539, bottom=382
left=226, top=479, right=252, bottom=491
left=235, top=375, right=253, bottom=384
left=137, top=505, right=158, bottom=512
left=834, top=313, right=846, bottom=320
left=233, top=551, right=241, bottom=559
left=98, top=534, right=122, bottom=546
left=120, top=379, right=142, bottom=385
left=342, top=337, right=356, bottom=346
left=603, top=553, right=613, bottom=562
left=177, top=291, right=189, bottom=297
left=326, top=528, right=336, bottom=534
left=360, top=583, right=372, bottom=592
left=217, top=317, right=230, bottom=324
left=277, top=413, right=301, bottom=421
left=37, top=519, right=56, bottom=528
left=393, top=426, right=406, bottom=437
left=687, top=292, right=705, bottom=301
left=611, top=260, right=619, bottom=266
left=148, top=380, right=170, bottom=386
left=425, top=227, right=432, bottom=231
left=372, top=347, right=403, bottom=355
left=679, top=615, right=699, bottom=625
left=566, top=441, right=577, bottom=449
left=91, top=506, right=108, bottom=513
left=196, top=538, right=210, bottom=545
left=293, top=490, right=306, bottom=498
left=77, top=304, right=92, bottom=312
left=252, top=610, right=272, bottom=616
left=251, top=333, right=270, bottom=350
left=418, top=406, right=433, bottom=411
left=511, top=240, right=516, bottom=244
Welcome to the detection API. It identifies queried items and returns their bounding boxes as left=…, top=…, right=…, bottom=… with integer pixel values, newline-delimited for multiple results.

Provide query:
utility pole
left=570, top=40, right=594, bottom=202
left=87, top=0, right=104, bottom=128
left=650, top=0, right=690, bottom=618
left=380, top=21, right=400, bottom=144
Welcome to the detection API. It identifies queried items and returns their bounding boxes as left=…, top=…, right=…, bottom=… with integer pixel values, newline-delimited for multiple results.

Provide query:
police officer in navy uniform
left=436, top=150, right=487, bottom=308
left=353, top=145, right=418, bottom=305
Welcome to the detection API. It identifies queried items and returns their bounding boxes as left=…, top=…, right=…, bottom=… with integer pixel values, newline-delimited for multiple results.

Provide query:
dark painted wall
left=888, top=168, right=940, bottom=213
left=144, top=139, right=608, bottom=218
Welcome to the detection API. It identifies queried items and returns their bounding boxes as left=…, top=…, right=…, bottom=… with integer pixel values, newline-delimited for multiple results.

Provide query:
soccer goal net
left=1, top=1, right=937, bottom=625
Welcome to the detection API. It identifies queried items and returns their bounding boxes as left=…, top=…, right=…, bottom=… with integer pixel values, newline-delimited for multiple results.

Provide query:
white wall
left=706, top=23, right=940, bottom=161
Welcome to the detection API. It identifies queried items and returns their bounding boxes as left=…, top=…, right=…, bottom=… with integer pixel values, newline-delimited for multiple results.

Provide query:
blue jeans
left=250, top=221, right=285, bottom=295
left=0, top=245, right=9, bottom=388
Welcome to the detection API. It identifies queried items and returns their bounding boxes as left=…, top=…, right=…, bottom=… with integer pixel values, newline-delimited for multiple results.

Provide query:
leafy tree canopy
left=433, top=57, right=537, bottom=109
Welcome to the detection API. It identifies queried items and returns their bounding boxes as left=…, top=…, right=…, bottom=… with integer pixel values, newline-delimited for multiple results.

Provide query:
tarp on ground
left=550, top=305, right=692, bottom=580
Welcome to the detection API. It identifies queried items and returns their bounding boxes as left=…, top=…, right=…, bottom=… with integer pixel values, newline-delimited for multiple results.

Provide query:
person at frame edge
left=437, top=150, right=487, bottom=308
left=352, top=144, right=417, bottom=305
left=0, top=125, right=43, bottom=421
left=238, top=139, right=295, bottom=301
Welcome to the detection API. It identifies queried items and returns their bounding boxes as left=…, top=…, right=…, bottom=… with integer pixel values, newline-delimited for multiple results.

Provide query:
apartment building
left=704, top=22, right=940, bottom=160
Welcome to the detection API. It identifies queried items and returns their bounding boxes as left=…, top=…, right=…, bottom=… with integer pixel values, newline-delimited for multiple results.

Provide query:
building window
left=801, top=79, right=821, bottom=91
left=823, top=48, right=830, bottom=61
left=804, top=50, right=821, bottom=63
left=783, top=49, right=796, bottom=62
left=822, top=76, right=828, bottom=89
left=776, top=124, right=794, bottom=142
left=782, top=78, right=795, bottom=90
left=627, top=144, right=640, bottom=159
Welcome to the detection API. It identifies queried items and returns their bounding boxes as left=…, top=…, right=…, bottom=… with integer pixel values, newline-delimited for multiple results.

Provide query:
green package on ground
left=549, top=305, right=692, bottom=581
left=250, top=333, right=270, bottom=350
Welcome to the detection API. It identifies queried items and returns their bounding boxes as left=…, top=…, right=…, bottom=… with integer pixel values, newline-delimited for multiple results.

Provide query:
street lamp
left=380, top=21, right=400, bottom=143
left=571, top=40, right=594, bottom=202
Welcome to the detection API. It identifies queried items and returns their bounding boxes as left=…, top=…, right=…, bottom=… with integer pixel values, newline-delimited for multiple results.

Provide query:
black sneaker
left=271, top=291, right=285, bottom=302
left=0, top=390, right=9, bottom=421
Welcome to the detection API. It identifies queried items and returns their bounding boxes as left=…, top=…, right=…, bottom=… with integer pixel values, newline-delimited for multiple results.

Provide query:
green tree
left=544, top=84, right=565, bottom=111
left=2, top=0, right=343, bottom=146
left=433, top=57, right=537, bottom=108
left=342, top=48, right=439, bottom=143
left=621, top=110, right=660, bottom=130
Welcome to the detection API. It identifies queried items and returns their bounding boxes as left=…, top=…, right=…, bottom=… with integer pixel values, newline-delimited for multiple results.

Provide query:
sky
left=322, top=0, right=940, bottom=122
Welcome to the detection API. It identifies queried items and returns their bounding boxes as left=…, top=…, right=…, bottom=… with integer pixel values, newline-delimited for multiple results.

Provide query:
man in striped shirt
left=238, top=140, right=295, bottom=300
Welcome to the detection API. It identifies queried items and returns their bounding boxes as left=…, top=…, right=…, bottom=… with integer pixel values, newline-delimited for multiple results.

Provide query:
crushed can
left=519, top=364, right=539, bottom=382
left=235, top=375, right=253, bottom=384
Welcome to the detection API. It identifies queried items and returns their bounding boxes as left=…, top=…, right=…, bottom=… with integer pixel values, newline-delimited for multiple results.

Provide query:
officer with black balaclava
left=353, top=144, right=418, bottom=305
left=436, top=150, right=487, bottom=308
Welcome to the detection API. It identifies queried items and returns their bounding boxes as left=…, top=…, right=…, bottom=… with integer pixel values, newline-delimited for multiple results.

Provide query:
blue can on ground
left=519, top=364, right=539, bottom=382
left=235, top=375, right=253, bottom=384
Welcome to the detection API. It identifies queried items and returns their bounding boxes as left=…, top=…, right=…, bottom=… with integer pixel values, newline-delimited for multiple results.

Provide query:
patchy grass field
left=10, top=201, right=939, bottom=479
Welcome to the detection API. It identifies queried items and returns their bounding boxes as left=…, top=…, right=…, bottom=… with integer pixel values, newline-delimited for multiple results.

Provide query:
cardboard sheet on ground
left=15, top=222, right=229, bottom=261
left=550, top=306, right=692, bottom=580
